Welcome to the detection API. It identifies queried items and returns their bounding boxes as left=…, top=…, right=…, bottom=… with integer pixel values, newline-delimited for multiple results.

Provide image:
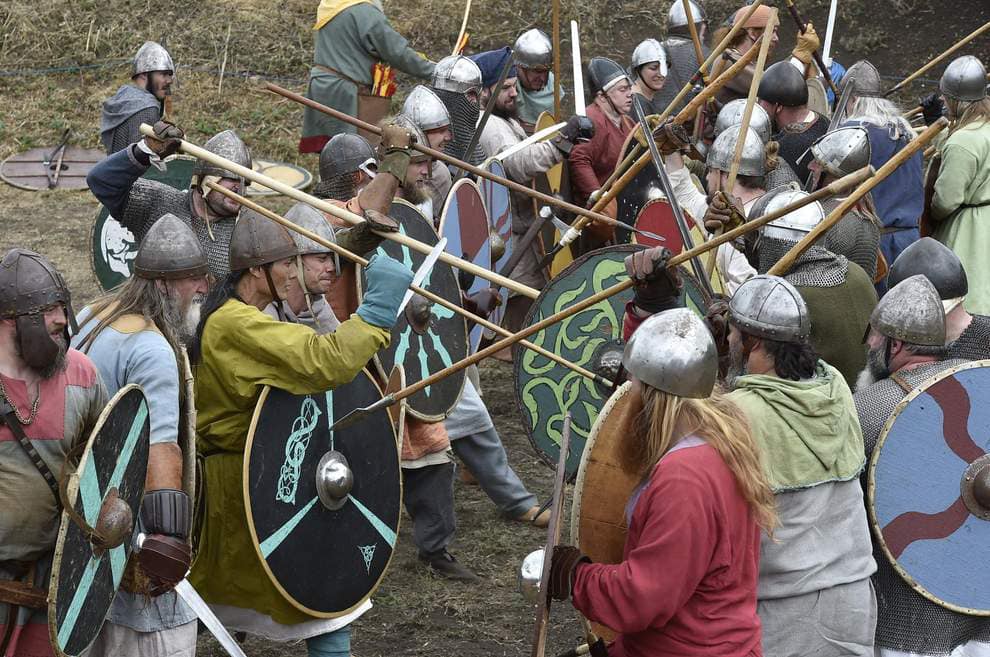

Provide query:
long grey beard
left=855, top=347, right=889, bottom=392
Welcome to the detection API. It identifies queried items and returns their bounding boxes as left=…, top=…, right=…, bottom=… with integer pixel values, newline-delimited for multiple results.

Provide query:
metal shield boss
left=49, top=385, right=151, bottom=656
left=361, top=201, right=467, bottom=421
left=479, top=158, right=515, bottom=338
left=244, top=370, right=401, bottom=617
left=869, top=360, right=990, bottom=616
left=513, top=245, right=710, bottom=475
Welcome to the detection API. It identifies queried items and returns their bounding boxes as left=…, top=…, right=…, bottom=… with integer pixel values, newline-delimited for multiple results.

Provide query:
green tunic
left=189, top=299, right=389, bottom=624
left=931, top=122, right=990, bottom=315
left=515, top=73, right=563, bottom=127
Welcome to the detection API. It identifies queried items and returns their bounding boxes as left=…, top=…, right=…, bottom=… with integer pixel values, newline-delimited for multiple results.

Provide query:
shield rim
left=246, top=159, right=313, bottom=197
left=48, top=383, right=150, bottom=657
left=478, top=157, right=514, bottom=339
left=385, top=365, right=407, bottom=453
left=242, top=370, right=402, bottom=619
left=867, top=358, right=990, bottom=617
left=533, top=111, right=573, bottom=278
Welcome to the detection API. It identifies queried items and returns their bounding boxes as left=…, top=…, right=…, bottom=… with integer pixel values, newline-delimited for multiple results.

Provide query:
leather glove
left=378, top=123, right=416, bottom=181
left=356, top=253, right=415, bottom=329
left=625, top=247, right=683, bottom=314
left=704, top=192, right=746, bottom=233
left=548, top=545, right=590, bottom=601
left=137, top=534, right=191, bottom=596
left=462, top=288, right=502, bottom=319
left=792, top=22, right=821, bottom=66
left=703, top=297, right=731, bottom=379
left=142, top=120, right=184, bottom=158
left=652, top=121, right=691, bottom=155
left=552, top=115, right=595, bottom=154
left=920, top=92, right=946, bottom=126
left=336, top=209, right=399, bottom=256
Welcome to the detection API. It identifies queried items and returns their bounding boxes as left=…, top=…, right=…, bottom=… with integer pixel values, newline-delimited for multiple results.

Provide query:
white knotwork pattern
left=358, top=544, right=377, bottom=574
left=276, top=397, right=322, bottom=504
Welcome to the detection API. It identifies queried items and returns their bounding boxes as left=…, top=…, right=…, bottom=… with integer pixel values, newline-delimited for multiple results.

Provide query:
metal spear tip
left=518, top=548, right=545, bottom=604
left=315, top=450, right=354, bottom=510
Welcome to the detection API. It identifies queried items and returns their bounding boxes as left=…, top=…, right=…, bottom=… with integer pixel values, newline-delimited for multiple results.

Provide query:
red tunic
left=568, top=103, right=635, bottom=209
left=571, top=440, right=763, bottom=657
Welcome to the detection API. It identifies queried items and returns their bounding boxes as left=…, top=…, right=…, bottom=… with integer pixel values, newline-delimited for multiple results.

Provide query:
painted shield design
left=615, top=134, right=663, bottom=245
left=90, top=156, right=196, bottom=292
left=868, top=360, right=990, bottom=616
left=360, top=200, right=467, bottom=421
left=479, top=158, right=514, bottom=336
left=632, top=198, right=705, bottom=253
left=247, top=159, right=313, bottom=197
left=0, top=146, right=103, bottom=191
left=244, top=369, right=401, bottom=617
left=513, top=245, right=710, bottom=474
left=439, top=178, right=493, bottom=353
left=49, top=385, right=150, bottom=656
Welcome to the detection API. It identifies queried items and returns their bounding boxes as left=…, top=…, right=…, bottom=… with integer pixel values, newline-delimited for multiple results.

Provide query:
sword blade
left=174, top=579, right=248, bottom=657
left=397, top=238, right=447, bottom=318
left=494, top=122, right=567, bottom=161
left=822, top=0, right=839, bottom=66
left=570, top=21, right=585, bottom=116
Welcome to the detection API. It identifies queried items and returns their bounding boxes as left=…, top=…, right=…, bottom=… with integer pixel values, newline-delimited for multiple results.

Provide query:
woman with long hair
left=549, top=308, right=776, bottom=657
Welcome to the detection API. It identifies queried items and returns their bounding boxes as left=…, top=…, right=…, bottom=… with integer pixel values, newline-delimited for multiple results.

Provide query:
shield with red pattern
left=868, top=359, right=990, bottom=616
left=631, top=198, right=706, bottom=253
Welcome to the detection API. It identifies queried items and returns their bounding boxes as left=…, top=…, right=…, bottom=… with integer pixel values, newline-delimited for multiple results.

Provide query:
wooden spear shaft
left=768, top=118, right=948, bottom=275
left=552, top=0, right=561, bottom=121
left=682, top=0, right=707, bottom=80
left=140, top=124, right=539, bottom=299
left=885, top=19, right=990, bottom=97
left=205, top=181, right=609, bottom=386
left=452, top=0, right=472, bottom=55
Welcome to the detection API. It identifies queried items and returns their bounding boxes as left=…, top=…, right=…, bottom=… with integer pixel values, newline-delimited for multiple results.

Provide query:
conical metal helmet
left=228, top=208, right=297, bottom=271
left=402, top=85, right=451, bottom=132
left=940, top=55, right=988, bottom=102
left=707, top=125, right=766, bottom=176
left=622, top=308, right=718, bottom=398
left=758, top=61, right=809, bottom=107
left=133, top=214, right=209, bottom=280
left=757, top=188, right=825, bottom=241
left=285, top=203, right=337, bottom=256
left=587, top=57, right=629, bottom=95
left=729, top=275, right=811, bottom=343
left=888, top=237, right=968, bottom=307
left=871, top=274, right=945, bottom=346
left=390, top=115, right=431, bottom=163
left=809, top=126, right=872, bottom=178
left=844, top=60, right=882, bottom=97
left=192, top=129, right=252, bottom=185
left=714, top=100, right=772, bottom=143
left=668, top=0, right=706, bottom=29
left=132, top=41, right=174, bottom=76
left=319, top=133, right=377, bottom=181
left=513, top=29, right=552, bottom=70
left=431, top=55, right=483, bottom=95
left=630, top=39, right=668, bottom=77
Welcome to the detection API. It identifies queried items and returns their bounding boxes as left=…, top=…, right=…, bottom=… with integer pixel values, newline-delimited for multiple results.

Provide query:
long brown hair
left=76, top=276, right=182, bottom=360
left=624, top=385, right=777, bottom=532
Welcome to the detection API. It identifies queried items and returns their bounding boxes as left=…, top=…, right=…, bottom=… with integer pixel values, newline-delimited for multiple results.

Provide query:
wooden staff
left=451, top=0, right=472, bottom=56
left=140, top=123, right=540, bottom=299
left=682, top=0, right=707, bottom=80
left=205, top=181, right=610, bottom=387
left=552, top=0, right=561, bottom=121
left=885, top=19, right=990, bottom=97
left=768, top=118, right=948, bottom=275
left=782, top=0, right=839, bottom=96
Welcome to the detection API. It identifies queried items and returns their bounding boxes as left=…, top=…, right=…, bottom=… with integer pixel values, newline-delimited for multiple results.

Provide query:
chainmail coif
left=431, top=87, right=485, bottom=166
left=949, top=314, right=990, bottom=361
left=757, top=236, right=849, bottom=287
left=821, top=198, right=881, bottom=281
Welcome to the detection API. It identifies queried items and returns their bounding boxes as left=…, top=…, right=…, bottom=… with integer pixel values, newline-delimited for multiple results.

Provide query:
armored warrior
left=852, top=274, right=990, bottom=656
left=87, top=123, right=252, bottom=280
left=299, top=0, right=434, bottom=152
left=652, top=1, right=708, bottom=116
left=710, top=99, right=800, bottom=189
left=927, top=55, right=990, bottom=315
left=0, top=250, right=107, bottom=657
left=100, top=41, right=174, bottom=154
left=312, top=134, right=378, bottom=203
left=724, top=275, right=877, bottom=657
left=72, top=215, right=210, bottom=657
left=629, top=39, right=670, bottom=117
left=401, top=84, right=455, bottom=222
left=429, top=56, right=486, bottom=167
left=512, top=29, right=561, bottom=131
left=757, top=61, right=829, bottom=185
left=888, top=237, right=990, bottom=362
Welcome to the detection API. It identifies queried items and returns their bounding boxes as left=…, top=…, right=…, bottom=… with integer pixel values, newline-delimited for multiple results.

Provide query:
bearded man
left=72, top=215, right=210, bottom=657
left=401, top=85, right=454, bottom=222
left=0, top=250, right=107, bottom=656
left=429, top=56, right=486, bottom=166
left=100, top=41, right=175, bottom=154
left=511, top=29, right=559, bottom=132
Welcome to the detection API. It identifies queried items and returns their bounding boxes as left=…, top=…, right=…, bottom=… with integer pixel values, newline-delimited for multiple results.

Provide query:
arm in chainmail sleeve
left=86, top=145, right=150, bottom=220
left=361, top=4, right=435, bottom=79
left=121, top=106, right=162, bottom=150
left=931, top=141, right=979, bottom=221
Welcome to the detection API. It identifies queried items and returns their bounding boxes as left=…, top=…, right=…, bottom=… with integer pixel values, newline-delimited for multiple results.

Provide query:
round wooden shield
left=513, top=245, right=711, bottom=474
left=244, top=369, right=401, bottom=618
left=439, top=178, right=492, bottom=353
left=49, top=384, right=150, bottom=657
left=615, top=133, right=664, bottom=245
left=868, top=359, right=990, bottom=616
left=90, top=156, right=196, bottom=292
left=534, top=111, right=573, bottom=279
left=247, top=159, right=313, bottom=197
left=385, top=364, right=406, bottom=452
left=632, top=198, right=705, bottom=253
left=360, top=200, right=467, bottom=421
left=479, top=158, right=514, bottom=337
left=1, top=146, right=103, bottom=191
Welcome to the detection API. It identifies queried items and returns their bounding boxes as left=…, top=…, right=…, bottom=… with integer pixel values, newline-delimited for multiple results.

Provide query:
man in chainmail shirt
left=429, top=55, right=486, bottom=168
left=853, top=274, right=990, bottom=656
left=100, top=41, right=174, bottom=154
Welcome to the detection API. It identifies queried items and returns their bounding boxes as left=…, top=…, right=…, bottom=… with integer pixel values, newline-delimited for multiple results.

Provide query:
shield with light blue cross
left=868, top=359, right=990, bottom=616
left=244, top=368, right=401, bottom=617
left=49, top=384, right=150, bottom=656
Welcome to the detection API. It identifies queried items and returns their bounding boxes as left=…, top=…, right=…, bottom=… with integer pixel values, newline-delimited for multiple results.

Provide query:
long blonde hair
left=623, top=385, right=778, bottom=532
left=949, top=97, right=990, bottom=136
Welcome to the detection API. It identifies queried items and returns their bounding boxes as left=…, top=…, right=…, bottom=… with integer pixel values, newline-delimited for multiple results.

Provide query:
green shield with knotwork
left=513, top=245, right=710, bottom=474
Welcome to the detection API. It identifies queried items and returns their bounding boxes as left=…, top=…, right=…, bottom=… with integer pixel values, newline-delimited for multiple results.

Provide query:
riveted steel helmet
left=844, top=60, right=883, bottom=98
left=229, top=208, right=297, bottom=271
left=133, top=214, right=209, bottom=280
left=809, top=126, right=872, bottom=178
left=132, top=41, right=174, bottom=76
left=390, top=115, right=431, bottom=163
left=631, top=39, right=669, bottom=78
left=714, top=100, right=772, bottom=143
left=758, top=61, right=809, bottom=107
left=402, top=85, right=451, bottom=132
left=431, top=55, right=483, bottom=95
left=871, top=274, right=945, bottom=346
left=285, top=202, right=341, bottom=291
left=513, top=29, right=552, bottom=70
left=888, top=237, right=968, bottom=312
left=319, top=133, right=377, bottom=182
left=0, top=249, right=76, bottom=370
left=668, top=0, right=707, bottom=30
left=587, top=57, right=630, bottom=95
left=622, top=308, right=718, bottom=398
left=756, top=189, right=825, bottom=241
left=729, top=275, right=811, bottom=343
left=707, top=125, right=765, bottom=176
left=940, top=55, right=988, bottom=102
left=192, top=129, right=252, bottom=186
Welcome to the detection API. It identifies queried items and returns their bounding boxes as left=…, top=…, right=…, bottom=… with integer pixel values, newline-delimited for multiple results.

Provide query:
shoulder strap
left=889, top=371, right=915, bottom=394
left=0, top=398, right=61, bottom=507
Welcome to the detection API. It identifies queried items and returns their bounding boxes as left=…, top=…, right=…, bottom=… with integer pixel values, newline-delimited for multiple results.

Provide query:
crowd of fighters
left=2, top=0, right=990, bottom=655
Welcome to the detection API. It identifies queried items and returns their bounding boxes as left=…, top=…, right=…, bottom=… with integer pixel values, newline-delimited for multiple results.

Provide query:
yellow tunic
left=189, top=299, right=389, bottom=624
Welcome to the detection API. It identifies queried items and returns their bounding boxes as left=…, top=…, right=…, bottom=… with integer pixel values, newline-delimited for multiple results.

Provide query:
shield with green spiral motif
left=513, top=245, right=710, bottom=474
